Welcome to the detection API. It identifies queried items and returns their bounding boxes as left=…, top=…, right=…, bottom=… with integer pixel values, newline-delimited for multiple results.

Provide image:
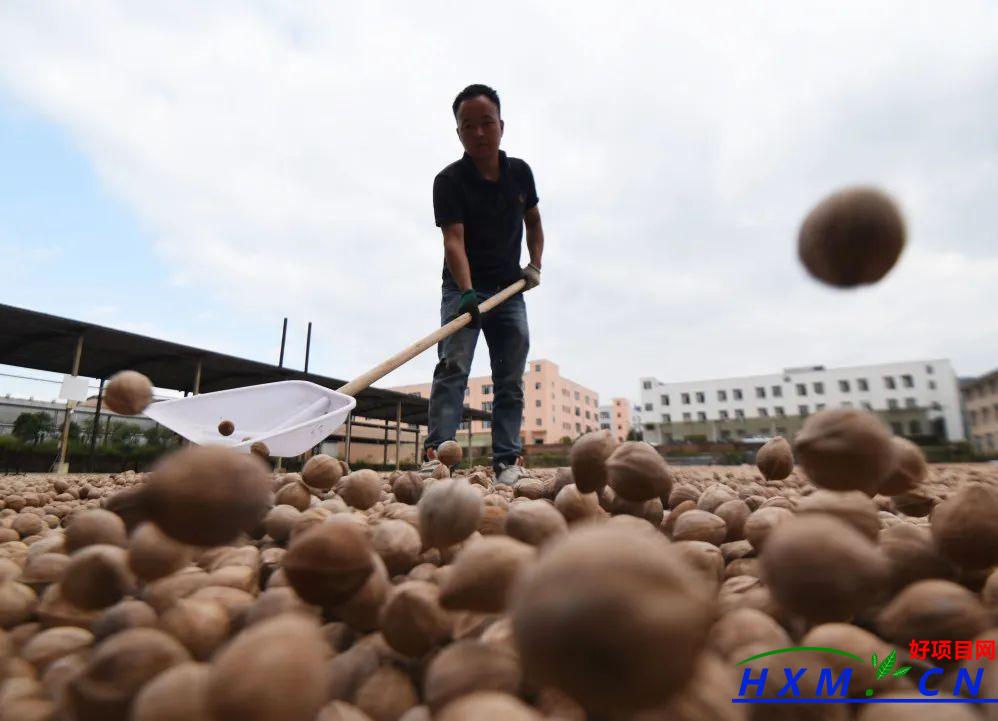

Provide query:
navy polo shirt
left=433, top=150, right=539, bottom=290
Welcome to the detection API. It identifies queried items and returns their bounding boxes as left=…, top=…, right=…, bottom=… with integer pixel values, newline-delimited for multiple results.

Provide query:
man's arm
left=442, top=223, right=473, bottom=291
left=524, top=206, right=544, bottom=270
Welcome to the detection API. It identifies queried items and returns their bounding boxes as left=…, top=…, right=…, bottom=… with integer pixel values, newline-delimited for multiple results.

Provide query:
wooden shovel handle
left=338, top=279, right=527, bottom=398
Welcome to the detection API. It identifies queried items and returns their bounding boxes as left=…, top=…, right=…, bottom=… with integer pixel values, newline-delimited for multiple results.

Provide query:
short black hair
left=452, top=84, right=501, bottom=119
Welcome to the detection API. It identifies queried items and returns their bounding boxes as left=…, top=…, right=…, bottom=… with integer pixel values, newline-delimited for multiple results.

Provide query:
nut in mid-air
left=798, top=186, right=906, bottom=288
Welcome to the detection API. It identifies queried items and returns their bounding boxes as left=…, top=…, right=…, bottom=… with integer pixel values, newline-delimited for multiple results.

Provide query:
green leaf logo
left=893, top=665, right=912, bottom=678
left=873, top=649, right=898, bottom=680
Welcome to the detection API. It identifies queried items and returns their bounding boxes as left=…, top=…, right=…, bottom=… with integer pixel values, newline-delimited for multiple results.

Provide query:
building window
left=884, top=376, right=896, bottom=390
left=459, top=421, right=469, bottom=430
left=983, top=408, right=993, bottom=423
left=926, top=365, right=934, bottom=375
left=661, top=395, right=670, bottom=406
left=482, top=401, right=493, bottom=411
left=756, top=387, right=766, bottom=399
left=774, top=406, right=785, bottom=417
left=772, top=386, right=783, bottom=398
left=718, top=390, right=727, bottom=402
left=928, top=380, right=936, bottom=390
left=758, top=408, right=769, bottom=417
left=644, top=403, right=652, bottom=411
left=534, top=382, right=541, bottom=390
left=861, top=401, right=873, bottom=411
left=534, top=364, right=541, bottom=372
left=969, top=411, right=978, bottom=426
left=905, top=398, right=917, bottom=409
left=697, top=412, right=707, bottom=421
left=816, top=403, right=825, bottom=411
left=585, top=410, right=591, bottom=419
left=733, top=389, right=743, bottom=400
left=720, top=410, right=729, bottom=420
left=682, top=412, right=692, bottom=421
left=695, top=392, right=705, bottom=403
left=814, top=382, right=824, bottom=395
left=482, top=420, right=492, bottom=429
left=891, top=422, right=903, bottom=434
left=482, top=384, right=493, bottom=395
left=857, top=378, right=869, bottom=391
left=585, top=395, right=590, bottom=404
left=643, top=423, right=654, bottom=431
left=839, top=380, right=850, bottom=392
left=536, top=418, right=542, bottom=426
left=909, top=420, right=921, bottom=435
left=796, top=384, right=807, bottom=396
left=662, top=413, right=671, bottom=423
left=887, top=399, right=899, bottom=410
left=681, top=393, right=690, bottom=404
left=799, top=404, right=809, bottom=416
left=735, top=409, right=745, bottom=419
left=574, top=391, right=580, bottom=400
left=643, top=381, right=652, bottom=390
left=575, top=423, right=581, bottom=432
left=535, top=400, right=541, bottom=408
left=720, top=430, right=732, bottom=440
left=902, top=374, right=914, bottom=388
left=842, top=401, right=853, bottom=408
left=575, top=408, right=581, bottom=416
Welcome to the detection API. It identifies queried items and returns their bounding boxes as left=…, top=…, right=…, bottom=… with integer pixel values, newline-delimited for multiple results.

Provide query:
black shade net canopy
left=0, top=302, right=490, bottom=427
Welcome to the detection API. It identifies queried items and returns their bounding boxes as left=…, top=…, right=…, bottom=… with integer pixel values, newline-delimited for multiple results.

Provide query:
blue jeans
left=424, top=284, right=529, bottom=468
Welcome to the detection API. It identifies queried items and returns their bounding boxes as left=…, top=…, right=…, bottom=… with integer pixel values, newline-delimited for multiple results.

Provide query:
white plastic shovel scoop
left=144, top=280, right=526, bottom=457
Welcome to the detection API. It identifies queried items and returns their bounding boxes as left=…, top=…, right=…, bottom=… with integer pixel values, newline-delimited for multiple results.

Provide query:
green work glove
left=454, top=289, right=481, bottom=329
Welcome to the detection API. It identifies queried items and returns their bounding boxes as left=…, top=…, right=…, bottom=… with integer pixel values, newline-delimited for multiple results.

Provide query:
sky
left=1, top=1, right=997, bottom=406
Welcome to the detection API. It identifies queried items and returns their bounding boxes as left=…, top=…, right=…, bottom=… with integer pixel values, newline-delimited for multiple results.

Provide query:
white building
left=639, top=359, right=964, bottom=444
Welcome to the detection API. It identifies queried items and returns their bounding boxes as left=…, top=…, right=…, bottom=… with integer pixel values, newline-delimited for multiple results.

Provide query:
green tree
left=626, top=428, right=643, bottom=441
left=109, top=421, right=143, bottom=450
left=68, top=421, right=82, bottom=442
left=142, top=425, right=178, bottom=448
left=12, top=412, right=55, bottom=445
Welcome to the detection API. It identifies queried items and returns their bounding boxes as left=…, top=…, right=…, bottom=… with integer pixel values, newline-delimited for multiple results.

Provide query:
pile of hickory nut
left=2, top=404, right=998, bottom=721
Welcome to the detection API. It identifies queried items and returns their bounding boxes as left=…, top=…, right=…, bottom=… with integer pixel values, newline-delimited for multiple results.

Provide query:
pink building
left=599, top=397, right=634, bottom=443
left=391, top=358, right=600, bottom=448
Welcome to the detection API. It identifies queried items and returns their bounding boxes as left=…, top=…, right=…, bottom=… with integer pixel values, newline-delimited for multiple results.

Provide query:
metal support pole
left=466, top=414, right=472, bottom=466
left=278, top=318, right=288, bottom=368
left=414, top=426, right=421, bottom=464
left=193, top=359, right=203, bottom=395
left=88, top=377, right=105, bottom=471
left=383, top=419, right=389, bottom=465
left=56, top=335, right=84, bottom=473
left=304, top=321, right=312, bottom=374
left=344, top=414, right=353, bottom=464
left=395, top=401, right=402, bottom=471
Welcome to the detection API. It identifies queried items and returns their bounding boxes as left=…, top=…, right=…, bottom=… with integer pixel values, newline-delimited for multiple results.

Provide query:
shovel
left=145, top=280, right=526, bottom=457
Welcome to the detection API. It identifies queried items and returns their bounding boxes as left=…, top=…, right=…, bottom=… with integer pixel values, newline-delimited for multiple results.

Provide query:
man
left=422, top=84, right=544, bottom=485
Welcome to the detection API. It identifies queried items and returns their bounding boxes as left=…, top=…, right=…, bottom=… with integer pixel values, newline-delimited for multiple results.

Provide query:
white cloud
left=1, top=1, right=997, bottom=403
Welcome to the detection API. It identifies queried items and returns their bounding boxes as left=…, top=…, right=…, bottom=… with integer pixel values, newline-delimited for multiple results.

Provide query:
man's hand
left=453, top=289, right=481, bottom=328
left=522, top=263, right=541, bottom=291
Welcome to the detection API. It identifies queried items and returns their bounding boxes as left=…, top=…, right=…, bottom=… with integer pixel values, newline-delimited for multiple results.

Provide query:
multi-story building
left=598, top=398, right=634, bottom=443
left=391, top=358, right=599, bottom=450
left=639, top=359, right=964, bottom=445
left=963, top=369, right=998, bottom=454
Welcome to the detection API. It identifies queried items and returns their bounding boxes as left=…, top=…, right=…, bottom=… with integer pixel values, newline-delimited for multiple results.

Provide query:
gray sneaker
left=494, top=461, right=529, bottom=487
left=419, top=459, right=442, bottom=478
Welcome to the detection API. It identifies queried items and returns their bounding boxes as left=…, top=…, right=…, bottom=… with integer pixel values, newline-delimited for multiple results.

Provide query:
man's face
left=456, top=95, right=503, bottom=162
